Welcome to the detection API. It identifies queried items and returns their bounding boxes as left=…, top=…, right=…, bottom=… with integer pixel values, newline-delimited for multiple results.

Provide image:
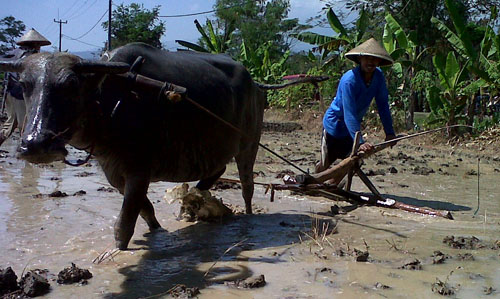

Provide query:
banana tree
left=427, top=51, right=485, bottom=135
left=240, top=40, right=290, bottom=83
left=176, top=19, right=235, bottom=53
left=292, top=7, right=369, bottom=66
left=431, top=1, right=498, bottom=125
left=383, top=13, right=432, bottom=129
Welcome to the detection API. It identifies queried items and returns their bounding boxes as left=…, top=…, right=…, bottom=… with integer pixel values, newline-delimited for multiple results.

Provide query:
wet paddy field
left=0, top=127, right=499, bottom=298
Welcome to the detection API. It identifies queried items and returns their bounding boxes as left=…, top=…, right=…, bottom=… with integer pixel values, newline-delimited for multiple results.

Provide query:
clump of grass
left=299, top=216, right=338, bottom=251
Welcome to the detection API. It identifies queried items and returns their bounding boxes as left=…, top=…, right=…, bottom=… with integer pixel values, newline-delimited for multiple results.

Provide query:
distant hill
left=71, top=50, right=102, bottom=60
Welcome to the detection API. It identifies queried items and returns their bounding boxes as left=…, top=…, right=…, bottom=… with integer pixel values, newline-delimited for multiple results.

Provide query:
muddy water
left=0, top=131, right=499, bottom=299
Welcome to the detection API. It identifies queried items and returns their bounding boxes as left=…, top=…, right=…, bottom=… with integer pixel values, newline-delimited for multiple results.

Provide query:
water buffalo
left=0, top=42, right=266, bottom=249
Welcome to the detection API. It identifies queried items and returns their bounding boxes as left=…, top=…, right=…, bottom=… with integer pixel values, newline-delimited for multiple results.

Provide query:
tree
left=293, top=7, right=370, bottom=67
left=432, top=0, right=498, bottom=127
left=102, top=3, right=165, bottom=49
left=176, top=19, right=235, bottom=53
left=0, top=16, right=26, bottom=55
left=213, top=0, right=300, bottom=59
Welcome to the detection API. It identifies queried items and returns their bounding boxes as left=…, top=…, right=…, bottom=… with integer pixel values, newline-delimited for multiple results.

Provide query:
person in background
left=0, top=28, right=51, bottom=147
left=316, top=38, right=397, bottom=173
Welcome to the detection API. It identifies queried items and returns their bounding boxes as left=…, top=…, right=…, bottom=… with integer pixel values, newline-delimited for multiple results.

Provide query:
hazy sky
left=2, top=0, right=335, bottom=53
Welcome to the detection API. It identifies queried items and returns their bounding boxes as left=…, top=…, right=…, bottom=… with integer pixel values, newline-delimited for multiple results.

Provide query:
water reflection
left=107, top=213, right=310, bottom=298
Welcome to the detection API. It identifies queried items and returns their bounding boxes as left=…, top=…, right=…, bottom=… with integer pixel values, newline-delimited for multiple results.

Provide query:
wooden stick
left=273, top=183, right=453, bottom=219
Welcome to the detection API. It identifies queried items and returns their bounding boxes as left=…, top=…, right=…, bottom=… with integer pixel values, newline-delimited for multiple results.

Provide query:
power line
left=60, top=0, right=81, bottom=19
left=73, top=9, right=108, bottom=40
left=69, top=0, right=99, bottom=20
left=66, top=0, right=90, bottom=20
left=158, top=0, right=254, bottom=18
left=62, top=34, right=102, bottom=48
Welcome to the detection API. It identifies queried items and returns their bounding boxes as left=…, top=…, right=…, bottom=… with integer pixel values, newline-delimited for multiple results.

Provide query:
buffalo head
left=0, top=52, right=129, bottom=163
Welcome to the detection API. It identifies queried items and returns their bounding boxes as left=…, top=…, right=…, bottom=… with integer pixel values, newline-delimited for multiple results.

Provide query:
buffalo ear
left=74, top=60, right=130, bottom=74
left=0, top=60, right=23, bottom=73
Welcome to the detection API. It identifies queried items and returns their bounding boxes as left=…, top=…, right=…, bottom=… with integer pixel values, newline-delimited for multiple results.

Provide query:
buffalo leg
left=140, top=195, right=161, bottom=231
left=114, top=175, right=150, bottom=250
left=195, top=167, right=226, bottom=190
left=235, top=144, right=259, bottom=214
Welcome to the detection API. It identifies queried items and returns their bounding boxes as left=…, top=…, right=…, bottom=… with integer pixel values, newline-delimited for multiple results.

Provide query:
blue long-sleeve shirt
left=323, top=66, right=395, bottom=143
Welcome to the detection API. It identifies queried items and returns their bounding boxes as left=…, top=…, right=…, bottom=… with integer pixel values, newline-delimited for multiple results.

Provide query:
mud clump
left=0, top=267, right=19, bottom=296
left=210, top=180, right=241, bottom=191
left=352, top=249, right=369, bottom=262
left=412, top=166, right=435, bottom=175
left=399, top=259, right=422, bottom=270
left=57, top=263, right=92, bottom=284
left=431, top=278, right=455, bottom=296
left=97, top=187, right=116, bottom=193
left=167, top=284, right=200, bottom=298
left=443, top=236, right=484, bottom=249
left=432, top=251, right=450, bottom=264
left=374, top=282, right=391, bottom=290
left=165, top=184, right=233, bottom=222
left=49, top=191, right=68, bottom=198
left=20, top=271, right=50, bottom=297
left=456, top=253, right=475, bottom=261
left=225, top=274, right=266, bottom=289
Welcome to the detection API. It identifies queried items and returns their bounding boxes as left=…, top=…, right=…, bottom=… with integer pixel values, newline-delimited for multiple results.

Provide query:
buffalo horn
left=74, top=60, right=130, bottom=74
left=0, top=60, right=23, bottom=72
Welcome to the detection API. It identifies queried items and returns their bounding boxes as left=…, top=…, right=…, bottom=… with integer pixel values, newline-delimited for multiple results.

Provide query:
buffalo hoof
left=116, top=240, right=130, bottom=250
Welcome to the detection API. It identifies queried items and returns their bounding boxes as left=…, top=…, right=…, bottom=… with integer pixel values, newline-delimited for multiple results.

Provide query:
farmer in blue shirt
left=316, top=38, right=397, bottom=173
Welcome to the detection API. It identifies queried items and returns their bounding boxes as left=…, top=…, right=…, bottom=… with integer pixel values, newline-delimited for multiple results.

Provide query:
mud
left=57, top=263, right=93, bottom=284
left=0, top=116, right=499, bottom=298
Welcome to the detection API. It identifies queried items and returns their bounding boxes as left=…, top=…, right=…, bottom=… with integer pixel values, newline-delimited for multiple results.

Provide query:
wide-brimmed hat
left=16, top=28, right=51, bottom=48
left=345, top=38, right=394, bottom=66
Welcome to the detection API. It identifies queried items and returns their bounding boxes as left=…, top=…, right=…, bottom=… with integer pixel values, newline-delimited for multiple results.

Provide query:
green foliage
left=214, top=0, right=299, bottom=59
left=0, top=16, right=26, bottom=55
left=266, top=67, right=339, bottom=109
left=426, top=51, right=486, bottom=131
left=176, top=19, right=235, bottom=54
left=102, top=3, right=165, bottom=49
left=240, top=40, right=290, bottom=83
left=292, top=8, right=369, bottom=67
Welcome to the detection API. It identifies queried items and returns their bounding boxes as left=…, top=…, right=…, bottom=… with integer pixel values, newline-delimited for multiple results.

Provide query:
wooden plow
left=264, top=130, right=456, bottom=219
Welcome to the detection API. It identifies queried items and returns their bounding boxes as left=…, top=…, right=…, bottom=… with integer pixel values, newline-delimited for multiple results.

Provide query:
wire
left=62, top=34, right=102, bottom=48
left=60, top=0, right=81, bottom=19
left=69, top=0, right=99, bottom=20
left=158, top=0, right=255, bottom=18
left=72, top=9, right=108, bottom=40
left=66, top=0, right=90, bottom=20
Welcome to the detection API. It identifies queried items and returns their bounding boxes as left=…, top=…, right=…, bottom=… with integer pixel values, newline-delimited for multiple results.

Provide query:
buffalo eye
left=56, top=74, right=79, bottom=91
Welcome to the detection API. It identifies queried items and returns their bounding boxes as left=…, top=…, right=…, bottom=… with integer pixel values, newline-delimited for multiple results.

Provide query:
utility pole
left=53, top=19, right=67, bottom=52
left=108, top=0, right=112, bottom=51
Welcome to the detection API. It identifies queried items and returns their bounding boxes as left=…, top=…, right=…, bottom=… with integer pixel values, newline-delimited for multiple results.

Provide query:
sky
left=2, top=0, right=337, bottom=54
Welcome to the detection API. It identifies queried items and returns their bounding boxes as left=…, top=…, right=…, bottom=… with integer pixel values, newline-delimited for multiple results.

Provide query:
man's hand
left=359, top=142, right=374, bottom=153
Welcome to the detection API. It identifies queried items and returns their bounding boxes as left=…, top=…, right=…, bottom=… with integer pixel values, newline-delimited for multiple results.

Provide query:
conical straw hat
left=16, top=28, right=51, bottom=47
left=345, top=38, right=393, bottom=66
